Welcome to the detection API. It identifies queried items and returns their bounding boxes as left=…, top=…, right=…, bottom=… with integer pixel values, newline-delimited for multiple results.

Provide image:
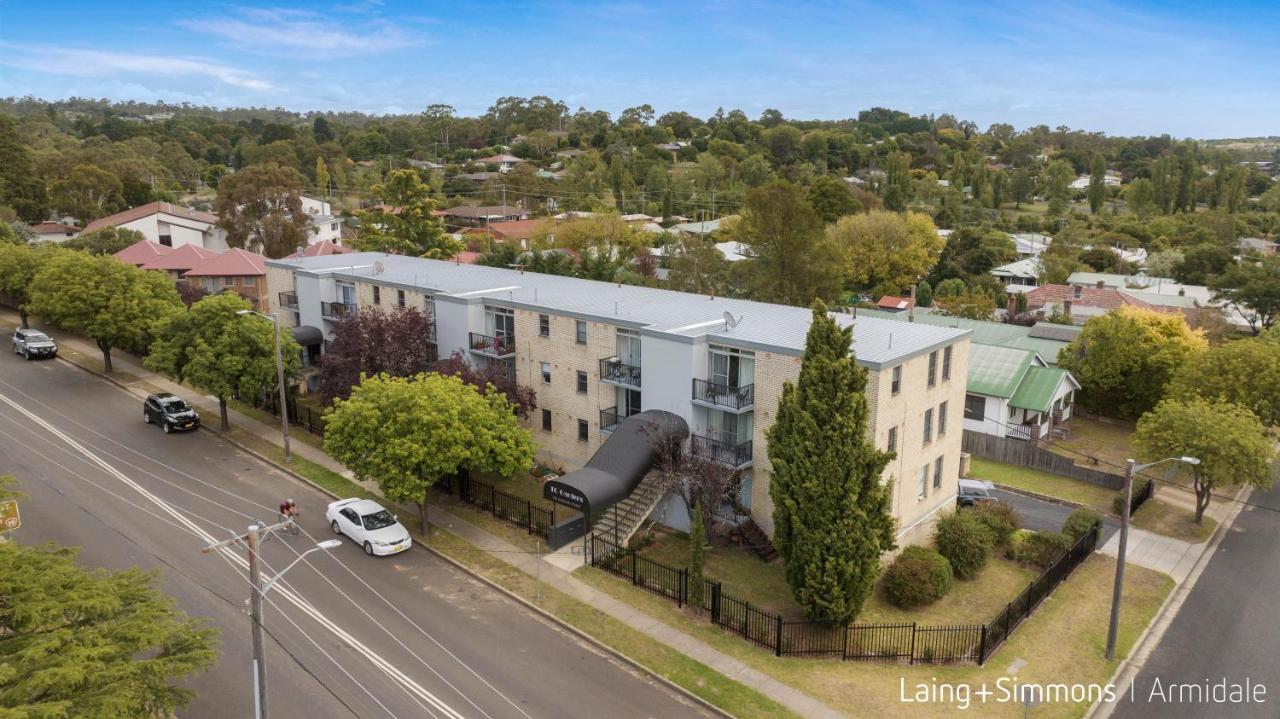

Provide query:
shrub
left=1062, top=507, right=1103, bottom=542
left=1112, top=479, right=1151, bottom=516
left=1014, top=531, right=1071, bottom=568
left=970, top=501, right=1020, bottom=547
left=883, top=546, right=954, bottom=608
left=933, top=511, right=995, bottom=579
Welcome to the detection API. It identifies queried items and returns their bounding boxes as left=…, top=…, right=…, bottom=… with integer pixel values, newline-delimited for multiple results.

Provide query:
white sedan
left=325, top=498, right=413, bottom=556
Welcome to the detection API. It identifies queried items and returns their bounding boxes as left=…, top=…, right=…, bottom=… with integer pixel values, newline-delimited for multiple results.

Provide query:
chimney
left=1096, top=280, right=1106, bottom=290
left=1064, top=299, right=1073, bottom=318
left=1007, top=293, right=1018, bottom=317
left=1178, top=288, right=1185, bottom=296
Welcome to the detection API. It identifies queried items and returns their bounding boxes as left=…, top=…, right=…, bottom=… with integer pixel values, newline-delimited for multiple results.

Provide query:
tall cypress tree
left=767, top=300, right=895, bottom=624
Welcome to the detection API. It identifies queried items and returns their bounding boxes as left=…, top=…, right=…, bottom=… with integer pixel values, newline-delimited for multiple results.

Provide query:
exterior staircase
left=733, top=519, right=779, bottom=562
left=591, top=474, right=666, bottom=547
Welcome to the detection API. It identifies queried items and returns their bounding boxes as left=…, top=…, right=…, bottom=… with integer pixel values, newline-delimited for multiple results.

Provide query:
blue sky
left=0, top=1, right=1276, bottom=138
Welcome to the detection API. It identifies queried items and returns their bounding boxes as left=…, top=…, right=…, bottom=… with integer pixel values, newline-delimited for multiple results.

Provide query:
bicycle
left=278, top=512, right=301, bottom=537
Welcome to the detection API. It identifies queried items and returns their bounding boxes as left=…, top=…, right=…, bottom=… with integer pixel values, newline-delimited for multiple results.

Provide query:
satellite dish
left=374, top=260, right=385, bottom=274
left=723, top=312, right=742, bottom=330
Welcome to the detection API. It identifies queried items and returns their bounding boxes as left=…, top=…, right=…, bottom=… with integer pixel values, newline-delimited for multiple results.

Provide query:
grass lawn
left=969, top=457, right=1116, bottom=512
left=639, top=531, right=799, bottom=616
left=1045, top=416, right=1136, bottom=472
left=1131, top=499, right=1217, bottom=543
left=863, top=557, right=1038, bottom=626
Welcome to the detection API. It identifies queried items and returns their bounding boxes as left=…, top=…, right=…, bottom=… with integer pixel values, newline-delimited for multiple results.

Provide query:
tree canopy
left=214, top=162, right=313, bottom=258
left=316, top=305, right=440, bottom=403
left=0, top=242, right=58, bottom=328
left=353, top=169, right=460, bottom=258
left=829, top=210, right=943, bottom=298
left=1210, top=256, right=1280, bottom=335
left=1167, top=335, right=1280, bottom=426
left=735, top=181, right=842, bottom=307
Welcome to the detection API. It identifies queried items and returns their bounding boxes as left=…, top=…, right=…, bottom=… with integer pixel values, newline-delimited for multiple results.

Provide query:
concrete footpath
left=6, top=310, right=846, bottom=719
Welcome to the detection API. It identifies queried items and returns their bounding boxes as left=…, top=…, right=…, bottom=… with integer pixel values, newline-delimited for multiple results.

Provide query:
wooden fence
left=962, top=430, right=1124, bottom=490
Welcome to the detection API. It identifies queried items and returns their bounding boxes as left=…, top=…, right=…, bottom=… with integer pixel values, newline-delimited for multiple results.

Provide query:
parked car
left=143, top=393, right=201, bottom=434
left=11, top=329, right=57, bottom=360
left=957, top=478, right=997, bottom=508
left=326, top=498, right=412, bottom=556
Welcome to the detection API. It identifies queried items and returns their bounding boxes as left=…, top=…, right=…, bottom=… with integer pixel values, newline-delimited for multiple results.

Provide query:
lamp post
left=237, top=310, right=291, bottom=462
left=1105, top=455, right=1200, bottom=660
left=204, top=523, right=341, bottom=719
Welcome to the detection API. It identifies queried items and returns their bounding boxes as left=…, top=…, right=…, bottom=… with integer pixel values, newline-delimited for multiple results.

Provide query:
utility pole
left=247, top=525, right=268, bottom=719
left=1104, top=460, right=1134, bottom=662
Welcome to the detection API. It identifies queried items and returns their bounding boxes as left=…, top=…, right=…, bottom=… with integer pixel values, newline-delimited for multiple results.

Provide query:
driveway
left=991, top=488, right=1120, bottom=543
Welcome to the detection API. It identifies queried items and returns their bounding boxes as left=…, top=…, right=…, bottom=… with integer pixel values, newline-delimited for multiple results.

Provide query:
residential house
left=138, top=243, right=222, bottom=280
left=300, top=196, right=342, bottom=245
left=463, top=218, right=547, bottom=250
left=453, top=171, right=501, bottom=185
left=1023, top=281, right=1180, bottom=324
left=671, top=219, right=724, bottom=237
left=477, top=154, right=524, bottom=173
left=285, top=240, right=351, bottom=259
left=266, top=253, right=973, bottom=548
left=991, top=257, right=1041, bottom=290
left=183, top=248, right=268, bottom=309
left=1010, top=233, right=1052, bottom=258
left=30, top=221, right=78, bottom=243
left=438, top=205, right=531, bottom=227
left=714, top=241, right=750, bottom=262
left=963, top=345, right=1078, bottom=442
left=80, top=201, right=228, bottom=251
left=877, top=296, right=914, bottom=313
left=853, top=307, right=1079, bottom=366
left=114, top=238, right=175, bottom=267
left=1237, top=237, right=1278, bottom=257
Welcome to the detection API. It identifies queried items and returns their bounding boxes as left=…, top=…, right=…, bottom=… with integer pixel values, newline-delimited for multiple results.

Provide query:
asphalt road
left=0, top=351, right=709, bottom=719
left=1111, top=484, right=1280, bottom=718
left=991, top=488, right=1119, bottom=543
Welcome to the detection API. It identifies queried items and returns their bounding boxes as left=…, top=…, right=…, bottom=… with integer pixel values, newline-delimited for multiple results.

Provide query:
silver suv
left=11, top=329, right=57, bottom=360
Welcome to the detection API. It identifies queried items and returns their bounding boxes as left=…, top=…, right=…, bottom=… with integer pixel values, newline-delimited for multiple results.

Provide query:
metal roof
left=267, top=252, right=969, bottom=367
left=853, top=308, right=1074, bottom=366
left=1008, top=366, right=1076, bottom=413
left=967, top=345, right=1042, bottom=399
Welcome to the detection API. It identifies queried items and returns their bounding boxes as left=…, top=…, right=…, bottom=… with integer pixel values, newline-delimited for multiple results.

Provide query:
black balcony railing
left=469, top=332, right=514, bottom=357
left=691, top=433, right=753, bottom=468
left=320, top=301, right=355, bottom=319
left=599, top=356, right=641, bottom=388
left=278, top=291, right=298, bottom=310
left=691, top=379, right=754, bottom=411
left=425, top=320, right=437, bottom=342
left=600, top=407, right=623, bottom=433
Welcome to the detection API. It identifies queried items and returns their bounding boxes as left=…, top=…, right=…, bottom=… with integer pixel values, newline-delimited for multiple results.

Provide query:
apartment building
left=265, top=252, right=972, bottom=547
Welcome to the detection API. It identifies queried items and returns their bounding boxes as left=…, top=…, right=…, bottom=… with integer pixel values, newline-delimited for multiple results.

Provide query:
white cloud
left=0, top=43, right=271, bottom=90
left=180, top=8, right=416, bottom=57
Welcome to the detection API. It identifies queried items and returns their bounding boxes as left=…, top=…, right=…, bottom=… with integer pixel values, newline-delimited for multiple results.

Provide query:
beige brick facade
left=264, top=266, right=297, bottom=329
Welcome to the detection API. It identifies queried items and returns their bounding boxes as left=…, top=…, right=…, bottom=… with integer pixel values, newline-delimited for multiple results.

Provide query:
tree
left=430, top=350, right=537, bottom=419
left=1144, top=249, right=1184, bottom=279
left=1044, top=159, right=1075, bottom=215
left=1135, top=399, right=1275, bottom=523
left=324, top=372, right=535, bottom=532
left=0, top=541, right=217, bottom=717
left=806, top=176, right=860, bottom=223
left=145, top=293, right=300, bottom=430
left=63, top=226, right=146, bottom=256
left=766, top=301, right=895, bottom=623
left=828, top=211, right=943, bottom=297
left=689, top=499, right=706, bottom=610
left=934, top=291, right=996, bottom=320
left=665, top=235, right=731, bottom=296
left=355, top=170, right=461, bottom=258
left=28, top=252, right=182, bottom=372
left=1210, top=257, right=1280, bottom=334
left=0, top=242, right=58, bottom=328
left=532, top=214, right=641, bottom=262
left=1058, top=306, right=1207, bottom=418
left=317, top=306, right=440, bottom=403
left=915, top=279, right=933, bottom=308
left=315, top=157, right=331, bottom=197
left=1009, top=168, right=1033, bottom=209
left=0, top=115, right=47, bottom=222
left=214, top=162, right=313, bottom=258
left=1087, top=153, right=1107, bottom=214
left=47, top=164, right=124, bottom=221
left=1167, top=335, right=1280, bottom=426
left=736, top=181, right=843, bottom=306
left=1125, top=178, right=1156, bottom=217
left=1177, top=244, right=1234, bottom=285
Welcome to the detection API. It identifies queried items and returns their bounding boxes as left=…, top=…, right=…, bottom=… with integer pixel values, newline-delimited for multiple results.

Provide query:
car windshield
left=25, top=332, right=49, bottom=341
left=161, top=399, right=191, bottom=412
left=361, top=510, right=398, bottom=530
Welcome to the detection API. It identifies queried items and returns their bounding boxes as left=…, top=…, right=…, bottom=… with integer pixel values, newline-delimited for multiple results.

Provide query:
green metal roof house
left=961, top=346, right=1080, bottom=441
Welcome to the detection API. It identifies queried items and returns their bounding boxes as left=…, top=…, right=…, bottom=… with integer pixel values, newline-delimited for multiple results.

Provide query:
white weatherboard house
left=962, top=345, right=1078, bottom=442
left=79, top=201, right=229, bottom=251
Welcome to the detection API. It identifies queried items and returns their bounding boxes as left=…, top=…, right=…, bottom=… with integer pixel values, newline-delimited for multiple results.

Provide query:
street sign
left=0, top=500, right=19, bottom=533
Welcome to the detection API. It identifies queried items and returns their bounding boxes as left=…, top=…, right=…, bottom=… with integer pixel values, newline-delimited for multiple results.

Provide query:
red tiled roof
left=114, top=239, right=175, bottom=266
left=31, top=221, right=78, bottom=234
left=452, top=251, right=482, bottom=264
left=877, top=295, right=914, bottom=310
left=139, top=244, right=222, bottom=272
left=486, top=218, right=546, bottom=241
left=81, top=201, right=218, bottom=235
left=285, top=240, right=350, bottom=258
left=1024, top=284, right=1175, bottom=313
left=183, top=248, right=266, bottom=277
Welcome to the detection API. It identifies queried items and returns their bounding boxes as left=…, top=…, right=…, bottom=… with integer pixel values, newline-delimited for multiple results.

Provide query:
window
left=244, top=276, right=257, bottom=287
left=576, top=370, right=588, bottom=394
left=575, top=319, right=587, bottom=344
left=223, top=276, right=235, bottom=287
left=372, top=286, right=381, bottom=305
left=541, top=409, right=551, bottom=432
left=919, top=465, right=929, bottom=498
left=1073, top=284, right=1083, bottom=299
left=943, top=346, right=952, bottom=380
left=539, top=314, right=550, bottom=337
left=887, top=426, right=897, bottom=453
left=891, top=366, right=902, bottom=395
left=158, top=234, right=173, bottom=247
left=577, top=419, right=589, bottom=442
left=396, top=289, right=405, bottom=308
left=933, top=456, right=944, bottom=489
left=923, top=408, right=933, bottom=444
left=965, top=394, right=985, bottom=421
left=928, top=351, right=938, bottom=387
left=331, top=222, right=340, bottom=232
left=540, top=361, right=551, bottom=384
left=938, top=401, right=948, bottom=436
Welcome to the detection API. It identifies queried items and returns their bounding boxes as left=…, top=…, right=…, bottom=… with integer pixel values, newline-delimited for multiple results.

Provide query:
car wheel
left=162, top=423, right=171, bottom=434
left=143, top=412, right=151, bottom=424
left=363, top=541, right=374, bottom=556
left=22, top=349, right=30, bottom=360
left=331, top=520, right=342, bottom=536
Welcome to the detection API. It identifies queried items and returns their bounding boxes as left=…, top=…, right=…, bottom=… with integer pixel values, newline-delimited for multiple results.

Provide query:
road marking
left=0, top=392, right=465, bottom=719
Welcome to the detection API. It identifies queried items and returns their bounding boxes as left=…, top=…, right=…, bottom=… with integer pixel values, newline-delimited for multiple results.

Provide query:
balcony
left=599, top=406, right=642, bottom=434
left=469, top=332, right=514, bottom=358
left=691, top=379, right=754, bottom=413
left=691, top=433, right=754, bottom=469
left=278, top=291, right=298, bottom=311
left=425, top=320, right=437, bottom=343
left=320, top=301, right=355, bottom=320
left=599, top=356, right=641, bottom=388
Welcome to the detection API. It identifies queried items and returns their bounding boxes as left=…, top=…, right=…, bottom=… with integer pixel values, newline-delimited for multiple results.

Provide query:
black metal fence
left=1129, top=478, right=1155, bottom=516
left=589, top=525, right=1100, bottom=665
left=436, top=473, right=555, bottom=540
left=238, top=390, right=327, bottom=436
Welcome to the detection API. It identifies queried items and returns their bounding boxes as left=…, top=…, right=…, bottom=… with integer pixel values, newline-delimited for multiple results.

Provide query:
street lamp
left=260, top=539, right=342, bottom=596
left=237, top=310, right=291, bottom=462
left=1105, top=455, right=1200, bottom=660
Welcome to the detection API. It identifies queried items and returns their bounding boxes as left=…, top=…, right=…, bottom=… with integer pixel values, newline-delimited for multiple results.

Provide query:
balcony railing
left=691, top=433, right=754, bottom=468
left=320, top=301, right=355, bottom=320
left=425, top=320, right=437, bottom=342
left=599, top=356, right=641, bottom=388
left=469, top=332, right=514, bottom=358
left=691, top=379, right=754, bottom=412
left=599, top=406, right=642, bottom=433
left=278, top=291, right=298, bottom=310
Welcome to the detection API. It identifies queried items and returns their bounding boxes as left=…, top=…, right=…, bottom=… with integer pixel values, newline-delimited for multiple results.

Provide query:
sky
left=0, top=0, right=1276, bottom=138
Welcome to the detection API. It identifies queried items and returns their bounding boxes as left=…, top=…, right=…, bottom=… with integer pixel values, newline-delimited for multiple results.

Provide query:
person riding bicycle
left=279, top=498, right=300, bottom=519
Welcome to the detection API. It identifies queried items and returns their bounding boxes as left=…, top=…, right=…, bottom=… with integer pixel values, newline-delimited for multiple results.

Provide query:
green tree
left=47, top=164, right=124, bottom=221
left=1125, top=178, right=1156, bottom=217
left=665, top=236, right=731, bottom=296
left=0, top=541, right=217, bottom=717
left=63, top=226, right=146, bottom=256
left=0, top=115, right=47, bottom=222
left=1087, top=153, right=1107, bottom=214
left=1167, top=335, right=1280, bottom=426
left=357, top=170, right=461, bottom=257
left=806, top=176, right=860, bottom=223
left=737, top=181, right=843, bottom=306
left=1209, top=256, right=1280, bottom=335
left=324, top=372, right=535, bottom=533
left=1009, top=168, right=1033, bottom=209
left=1135, top=399, right=1275, bottom=523
left=316, top=157, right=331, bottom=198
left=214, top=162, right=313, bottom=258
left=915, top=279, right=933, bottom=308
left=688, top=499, right=706, bottom=610
left=27, top=251, right=182, bottom=371
left=766, top=301, right=895, bottom=623
left=0, top=242, right=58, bottom=328
left=934, top=291, right=996, bottom=320
left=828, top=211, right=943, bottom=297
left=1058, top=306, right=1207, bottom=418
left=146, top=292, right=300, bottom=430
left=1044, top=159, right=1075, bottom=216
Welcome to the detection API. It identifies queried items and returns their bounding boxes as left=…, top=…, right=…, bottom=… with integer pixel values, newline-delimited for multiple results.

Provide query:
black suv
left=11, top=329, right=57, bottom=360
left=143, top=393, right=201, bottom=434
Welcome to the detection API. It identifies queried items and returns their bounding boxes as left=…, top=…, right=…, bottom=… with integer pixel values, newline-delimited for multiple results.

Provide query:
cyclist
left=279, top=498, right=300, bottom=520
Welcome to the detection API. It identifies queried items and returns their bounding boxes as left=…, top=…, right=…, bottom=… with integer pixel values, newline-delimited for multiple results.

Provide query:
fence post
left=711, top=582, right=721, bottom=623
left=630, top=550, right=638, bottom=586
left=677, top=568, right=686, bottom=608
left=774, top=615, right=783, bottom=657
left=978, top=625, right=988, bottom=665
left=909, top=622, right=917, bottom=665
